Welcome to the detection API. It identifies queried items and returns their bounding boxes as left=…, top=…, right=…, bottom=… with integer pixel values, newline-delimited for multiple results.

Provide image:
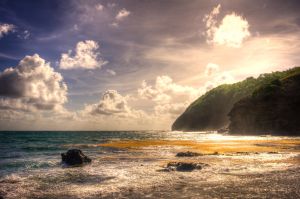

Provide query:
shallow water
left=0, top=131, right=299, bottom=198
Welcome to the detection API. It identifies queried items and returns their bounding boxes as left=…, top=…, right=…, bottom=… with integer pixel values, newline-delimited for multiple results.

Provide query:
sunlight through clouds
left=204, top=4, right=251, bottom=48
left=205, top=63, right=220, bottom=76
left=0, top=0, right=300, bottom=130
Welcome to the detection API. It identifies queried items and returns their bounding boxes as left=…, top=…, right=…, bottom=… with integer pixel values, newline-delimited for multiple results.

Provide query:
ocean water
left=0, top=131, right=299, bottom=199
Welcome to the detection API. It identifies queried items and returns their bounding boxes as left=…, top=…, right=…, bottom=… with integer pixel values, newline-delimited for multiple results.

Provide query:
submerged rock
left=176, top=151, right=203, bottom=157
left=217, top=127, right=229, bottom=133
left=163, top=162, right=209, bottom=172
left=61, top=149, right=91, bottom=166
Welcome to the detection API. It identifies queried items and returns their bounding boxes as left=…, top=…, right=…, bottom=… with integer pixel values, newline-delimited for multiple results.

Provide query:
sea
left=0, top=131, right=299, bottom=199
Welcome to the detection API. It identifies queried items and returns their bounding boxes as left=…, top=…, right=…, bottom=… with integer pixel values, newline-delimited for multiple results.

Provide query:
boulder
left=217, top=127, right=229, bottom=133
left=176, top=151, right=203, bottom=157
left=165, top=162, right=209, bottom=172
left=61, top=149, right=91, bottom=166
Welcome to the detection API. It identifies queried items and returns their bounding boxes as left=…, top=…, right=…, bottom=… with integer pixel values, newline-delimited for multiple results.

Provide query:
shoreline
left=1, top=132, right=300, bottom=198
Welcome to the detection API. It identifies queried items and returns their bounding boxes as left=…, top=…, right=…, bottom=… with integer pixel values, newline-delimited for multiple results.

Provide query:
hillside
left=172, top=67, right=300, bottom=131
left=228, top=71, right=300, bottom=135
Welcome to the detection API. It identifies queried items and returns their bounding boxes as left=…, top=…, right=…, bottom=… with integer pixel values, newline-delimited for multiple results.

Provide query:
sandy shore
left=1, top=135, right=300, bottom=198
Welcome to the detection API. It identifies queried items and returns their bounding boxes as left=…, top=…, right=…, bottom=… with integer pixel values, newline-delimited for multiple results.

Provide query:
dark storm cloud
left=0, top=68, right=25, bottom=97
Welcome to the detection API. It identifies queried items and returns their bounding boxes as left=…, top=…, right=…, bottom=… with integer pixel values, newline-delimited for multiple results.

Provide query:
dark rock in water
left=165, top=162, right=209, bottom=172
left=217, top=127, right=229, bottom=133
left=267, top=151, right=279, bottom=154
left=236, top=152, right=251, bottom=155
left=176, top=151, right=203, bottom=157
left=61, top=149, right=91, bottom=166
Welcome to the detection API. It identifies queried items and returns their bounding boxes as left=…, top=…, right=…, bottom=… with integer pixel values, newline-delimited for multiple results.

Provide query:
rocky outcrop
left=228, top=73, right=300, bottom=135
left=172, top=67, right=300, bottom=134
left=176, top=151, right=203, bottom=157
left=163, top=162, right=209, bottom=172
left=171, top=76, right=268, bottom=131
left=172, top=83, right=253, bottom=131
left=61, top=149, right=92, bottom=166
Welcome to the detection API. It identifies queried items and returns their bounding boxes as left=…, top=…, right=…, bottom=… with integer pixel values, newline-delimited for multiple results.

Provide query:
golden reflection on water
left=98, top=137, right=300, bottom=154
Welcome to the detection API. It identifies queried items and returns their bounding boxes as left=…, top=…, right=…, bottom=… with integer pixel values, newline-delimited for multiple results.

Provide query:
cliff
left=228, top=72, right=300, bottom=135
left=172, top=67, right=300, bottom=132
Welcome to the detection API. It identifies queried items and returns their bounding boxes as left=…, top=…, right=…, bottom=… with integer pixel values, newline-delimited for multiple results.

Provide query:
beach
left=0, top=131, right=300, bottom=198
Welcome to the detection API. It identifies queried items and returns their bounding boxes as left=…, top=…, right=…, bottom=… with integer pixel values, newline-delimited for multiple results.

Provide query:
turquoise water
left=0, top=131, right=164, bottom=176
left=0, top=131, right=299, bottom=198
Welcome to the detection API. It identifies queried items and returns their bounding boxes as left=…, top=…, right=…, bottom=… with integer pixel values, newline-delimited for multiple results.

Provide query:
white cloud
left=137, top=70, right=236, bottom=118
left=59, top=40, right=107, bottom=70
left=205, top=63, right=219, bottom=76
left=23, top=30, right=30, bottom=39
left=115, top=8, right=130, bottom=21
left=204, top=4, right=251, bottom=48
left=17, top=30, right=30, bottom=40
left=107, top=3, right=116, bottom=8
left=0, top=54, right=68, bottom=112
left=72, top=24, right=79, bottom=31
left=213, top=14, right=250, bottom=47
left=203, top=4, right=220, bottom=37
left=204, top=71, right=235, bottom=91
left=154, top=103, right=189, bottom=117
left=77, top=90, right=154, bottom=130
left=111, top=8, right=131, bottom=27
left=0, top=23, right=15, bottom=38
left=83, top=90, right=137, bottom=117
left=110, top=22, right=119, bottom=27
left=138, top=75, right=201, bottom=117
left=139, top=76, right=201, bottom=103
left=95, top=3, right=104, bottom=11
left=106, top=69, right=116, bottom=76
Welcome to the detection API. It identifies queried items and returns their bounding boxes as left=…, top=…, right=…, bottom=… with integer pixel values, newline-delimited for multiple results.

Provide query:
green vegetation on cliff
left=172, top=67, right=300, bottom=132
left=229, top=70, right=300, bottom=135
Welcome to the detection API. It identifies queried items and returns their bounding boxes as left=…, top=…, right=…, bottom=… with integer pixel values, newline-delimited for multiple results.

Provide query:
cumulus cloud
left=213, top=14, right=250, bottom=47
left=116, top=8, right=131, bottom=21
left=95, top=3, right=104, bottom=11
left=139, top=76, right=201, bottom=103
left=59, top=40, right=107, bottom=69
left=106, top=69, right=116, bottom=76
left=138, top=76, right=201, bottom=117
left=204, top=4, right=250, bottom=48
left=111, top=8, right=131, bottom=27
left=204, top=71, right=235, bottom=91
left=137, top=70, right=236, bottom=118
left=83, top=90, right=142, bottom=118
left=0, top=23, right=15, bottom=38
left=154, top=103, right=189, bottom=117
left=0, top=54, right=68, bottom=112
left=205, top=63, right=219, bottom=76
left=203, top=4, right=220, bottom=37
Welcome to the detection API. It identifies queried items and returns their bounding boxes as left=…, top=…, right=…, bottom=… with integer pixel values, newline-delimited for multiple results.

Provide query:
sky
left=0, top=0, right=300, bottom=130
